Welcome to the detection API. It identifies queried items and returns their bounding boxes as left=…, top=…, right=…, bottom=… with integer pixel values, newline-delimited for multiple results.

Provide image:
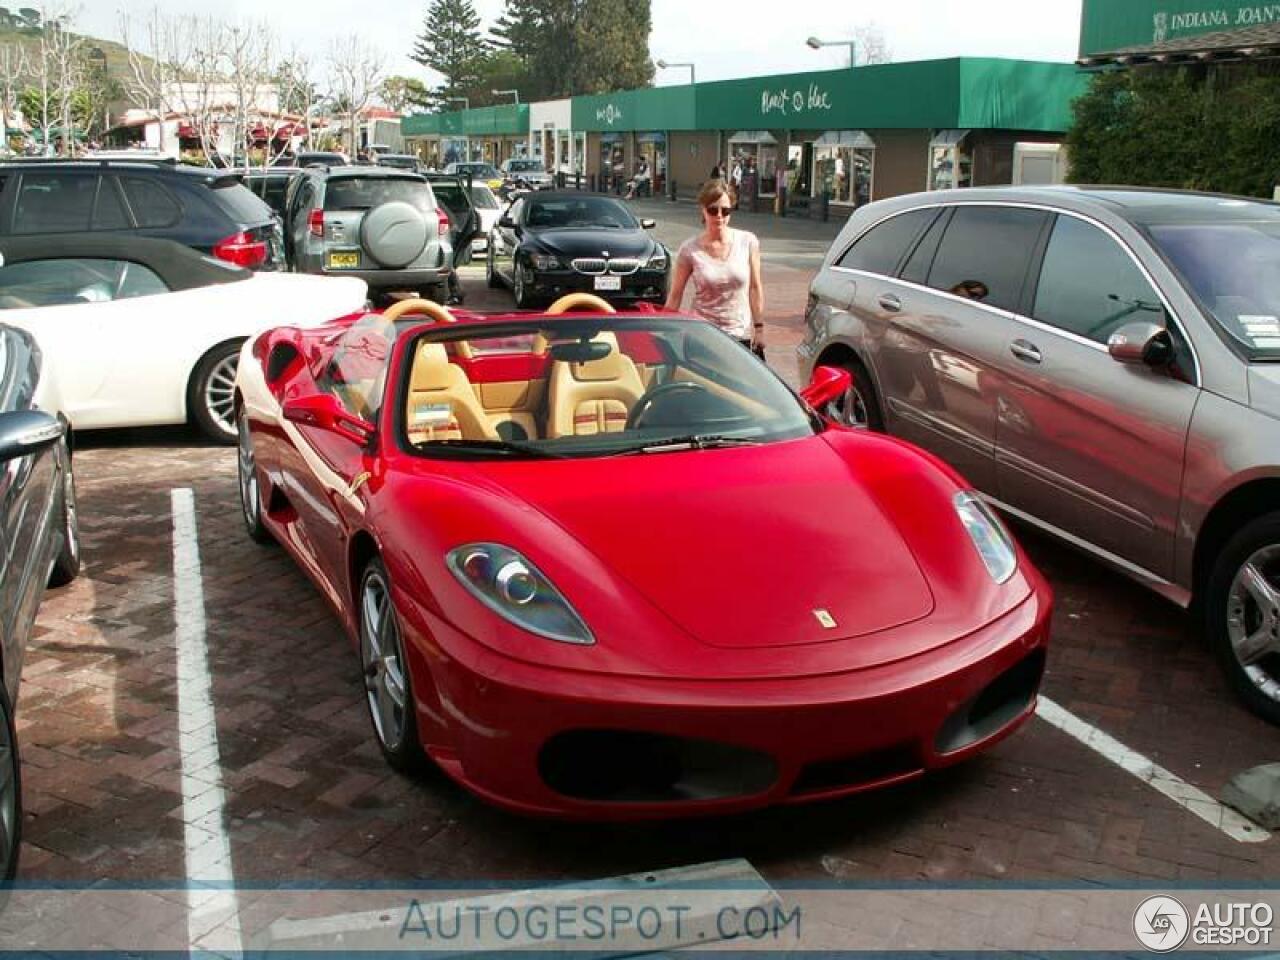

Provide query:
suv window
left=925, top=206, right=1049, bottom=312
left=1033, top=215, right=1167, bottom=344
left=92, top=178, right=130, bottom=230
left=121, top=177, right=181, bottom=228
left=324, top=177, right=433, bottom=212
left=212, top=181, right=273, bottom=224
left=15, top=174, right=96, bottom=233
left=836, top=208, right=936, bottom=276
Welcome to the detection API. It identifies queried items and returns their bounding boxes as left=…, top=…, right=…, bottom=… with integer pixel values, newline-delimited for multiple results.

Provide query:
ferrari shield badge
left=812, top=609, right=838, bottom=629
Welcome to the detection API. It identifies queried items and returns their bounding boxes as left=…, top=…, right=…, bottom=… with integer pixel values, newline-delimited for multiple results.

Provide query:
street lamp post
left=655, top=59, right=696, bottom=85
left=806, top=36, right=856, bottom=68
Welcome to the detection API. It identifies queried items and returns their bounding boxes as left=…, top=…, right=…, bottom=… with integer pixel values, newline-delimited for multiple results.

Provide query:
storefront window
left=558, top=134, right=570, bottom=172
left=929, top=131, right=973, bottom=191
left=573, top=132, right=585, bottom=174
left=636, top=134, right=666, bottom=196
left=814, top=146, right=874, bottom=205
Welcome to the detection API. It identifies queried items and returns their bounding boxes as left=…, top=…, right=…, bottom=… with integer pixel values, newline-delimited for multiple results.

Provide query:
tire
left=513, top=261, right=536, bottom=310
left=189, top=341, right=243, bottom=444
left=358, top=558, right=425, bottom=773
left=486, top=248, right=501, bottom=289
left=1205, top=512, right=1280, bottom=725
left=237, top=410, right=273, bottom=546
left=0, top=682, right=22, bottom=886
left=47, top=440, right=80, bottom=587
left=826, top=358, right=884, bottom=431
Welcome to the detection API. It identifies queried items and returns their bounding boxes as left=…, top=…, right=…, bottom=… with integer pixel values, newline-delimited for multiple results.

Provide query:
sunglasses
left=705, top=205, right=733, bottom=217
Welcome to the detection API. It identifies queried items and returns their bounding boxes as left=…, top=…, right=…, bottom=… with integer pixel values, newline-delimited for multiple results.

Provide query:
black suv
left=0, top=160, right=283, bottom=270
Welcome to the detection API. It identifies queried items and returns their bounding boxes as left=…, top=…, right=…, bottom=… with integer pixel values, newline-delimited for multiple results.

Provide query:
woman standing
left=664, top=179, right=765, bottom=358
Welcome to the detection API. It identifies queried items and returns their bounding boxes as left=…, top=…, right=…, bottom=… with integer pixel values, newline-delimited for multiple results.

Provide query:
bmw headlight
left=953, top=492, right=1017, bottom=584
left=647, top=248, right=668, bottom=270
left=530, top=252, right=561, bottom=270
left=446, top=543, right=593, bottom=645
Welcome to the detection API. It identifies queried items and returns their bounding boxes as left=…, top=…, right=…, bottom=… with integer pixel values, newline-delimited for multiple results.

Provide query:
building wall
left=868, top=129, right=932, bottom=200
left=669, top=131, right=722, bottom=198
left=970, top=130, right=1064, bottom=187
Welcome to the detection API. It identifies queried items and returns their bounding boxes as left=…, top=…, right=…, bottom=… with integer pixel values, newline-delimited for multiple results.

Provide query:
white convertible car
left=0, top=234, right=368, bottom=442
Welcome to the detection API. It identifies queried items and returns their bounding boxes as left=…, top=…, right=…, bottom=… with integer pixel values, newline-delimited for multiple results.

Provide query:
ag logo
left=1134, top=895, right=1190, bottom=952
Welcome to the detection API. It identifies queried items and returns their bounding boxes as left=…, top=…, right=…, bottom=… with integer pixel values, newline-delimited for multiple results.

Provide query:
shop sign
left=1151, top=3, right=1280, bottom=43
left=595, top=103, right=623, bottom=126
left=760, top=83, right=832, bottom=118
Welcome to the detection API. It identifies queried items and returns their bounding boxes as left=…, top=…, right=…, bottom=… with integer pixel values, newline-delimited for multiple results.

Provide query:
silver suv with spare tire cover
left=284, top=167, right=457, bottom=298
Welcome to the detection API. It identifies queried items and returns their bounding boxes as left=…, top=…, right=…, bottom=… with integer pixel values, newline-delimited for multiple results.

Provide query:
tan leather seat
left=406, top=342, right=499, bottom=442
left=547, top=332, right=645, bottom=438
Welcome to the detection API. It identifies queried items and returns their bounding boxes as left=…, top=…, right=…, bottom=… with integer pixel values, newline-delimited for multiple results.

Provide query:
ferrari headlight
left=647, top=249, right=668, bottom=270
left=530, top=252, right=561, bottom=270
left=446, top=543, right=593, bottom=645
left=953, top=492, right=1017, bottom=584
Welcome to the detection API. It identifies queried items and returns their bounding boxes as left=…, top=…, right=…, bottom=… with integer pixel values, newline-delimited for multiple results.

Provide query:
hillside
left=0, top=24, right=148, bottom=93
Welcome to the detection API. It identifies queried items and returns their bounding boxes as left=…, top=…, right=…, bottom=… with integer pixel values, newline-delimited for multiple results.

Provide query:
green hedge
left=1067, top=64, right=1280, bottom=198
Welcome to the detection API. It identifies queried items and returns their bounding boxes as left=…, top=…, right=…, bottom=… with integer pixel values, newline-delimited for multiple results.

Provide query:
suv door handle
left=878, top=293, right=902, bottom=313
left=1010, top=339, right=1042, bottom=364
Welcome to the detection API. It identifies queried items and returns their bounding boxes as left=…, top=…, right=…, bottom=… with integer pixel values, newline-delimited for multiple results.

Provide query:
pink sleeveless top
left=676, top=229, right=758, bottom=339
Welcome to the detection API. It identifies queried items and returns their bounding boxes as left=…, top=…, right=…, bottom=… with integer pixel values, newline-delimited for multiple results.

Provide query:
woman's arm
left=664, top=251, right=692, bottom=312
left=748, top=235, right=765, bottom=346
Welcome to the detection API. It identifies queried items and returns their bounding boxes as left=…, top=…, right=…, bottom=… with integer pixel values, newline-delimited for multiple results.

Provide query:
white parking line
left=172, top=488, right=244, bottom=953
left=1036, top=696, right=1269, bottom=844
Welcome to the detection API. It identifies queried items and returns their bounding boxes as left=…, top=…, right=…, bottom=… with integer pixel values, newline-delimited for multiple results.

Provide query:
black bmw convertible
left=485, top=192, right=670, bottom=308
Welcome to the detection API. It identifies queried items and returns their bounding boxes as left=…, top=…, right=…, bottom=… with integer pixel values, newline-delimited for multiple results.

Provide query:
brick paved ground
left=13, top=208, right=1280, bottom=909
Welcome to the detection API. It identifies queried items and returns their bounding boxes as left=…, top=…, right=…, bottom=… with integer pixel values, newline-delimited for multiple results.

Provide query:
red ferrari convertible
left=234, top=294, right=1051, bottom=819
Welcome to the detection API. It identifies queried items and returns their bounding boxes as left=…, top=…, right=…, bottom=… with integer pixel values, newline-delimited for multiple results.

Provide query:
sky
left=82, top=0, right=1085, bottom=91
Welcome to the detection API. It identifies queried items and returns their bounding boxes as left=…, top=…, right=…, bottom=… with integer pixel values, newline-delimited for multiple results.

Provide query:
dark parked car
left=294, top=151, right=349, bottom=168
left=423, top=172, right=481, bottom=265
left=376, top=154, right=422, bottom=171
left=486, top=191, right=668, bottom=308
left=0, top=322, right=80, bottom=882
left=800, top=185, right=1280, bottom=723
left=0, top=159, right=283, bottom=271
left=242, top=167, right=301, bottom=223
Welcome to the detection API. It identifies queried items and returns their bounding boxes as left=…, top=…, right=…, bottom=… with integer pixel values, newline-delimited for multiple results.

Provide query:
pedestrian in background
left=664, top=179, right=765, bottom=359
left=729, top=157, right=744, bottom=208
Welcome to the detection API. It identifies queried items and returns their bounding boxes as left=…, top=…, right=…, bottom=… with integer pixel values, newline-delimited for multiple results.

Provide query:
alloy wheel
left=1226, top=544, right=1280, bottom=703
left=203, top=354, right=239, bottom=439
left=61, top=457, right=79, bottom=567
left=827, top=382, right=870, bottom=429
left=238, top=413, right=259, bottom=529
left=361, top=569, right=408, bottom=752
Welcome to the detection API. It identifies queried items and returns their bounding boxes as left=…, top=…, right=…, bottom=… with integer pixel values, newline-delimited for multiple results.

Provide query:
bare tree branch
left=327, top=36, right=383, bottom=159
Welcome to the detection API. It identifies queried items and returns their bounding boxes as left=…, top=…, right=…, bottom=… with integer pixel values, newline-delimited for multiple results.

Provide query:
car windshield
left=525, top=196, right=637, bottom=230
left=399, top=317, right=815, bottom=458
left=470, top=185, right=499, bottom=210
left=324, top=177, right=431, bottom=212
left=1149, top=220, right=1280, bottom=359
left=507, top=160, right=544, bottom=173
left=461, top=164, right=500, bottom=179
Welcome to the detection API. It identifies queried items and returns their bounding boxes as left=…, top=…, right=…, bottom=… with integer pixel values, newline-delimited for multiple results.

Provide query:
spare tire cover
left=361, top=201, right=428, bottom=269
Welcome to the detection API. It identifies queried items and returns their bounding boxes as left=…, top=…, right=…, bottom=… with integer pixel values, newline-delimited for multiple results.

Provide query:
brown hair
left=697, top=179, right=732, bottom=208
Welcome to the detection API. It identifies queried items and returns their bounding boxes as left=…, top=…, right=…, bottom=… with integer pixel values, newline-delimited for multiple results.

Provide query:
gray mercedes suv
left=799, top=186, right=1280, bottom=723
left=284, top=166, right=454, bottom=299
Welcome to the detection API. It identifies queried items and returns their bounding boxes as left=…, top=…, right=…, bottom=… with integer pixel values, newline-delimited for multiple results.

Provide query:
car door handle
left=878, top=293, right=902, bottom=313
left=1009, top=340, right=1042, bottom=364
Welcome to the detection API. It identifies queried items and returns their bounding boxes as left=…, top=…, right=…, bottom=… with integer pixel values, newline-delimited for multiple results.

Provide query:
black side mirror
left=499, top=215, right=516, bottom=229
left=0, top=410, right=63, bottom=462
left=1108, top=321, right=1172, bottom=368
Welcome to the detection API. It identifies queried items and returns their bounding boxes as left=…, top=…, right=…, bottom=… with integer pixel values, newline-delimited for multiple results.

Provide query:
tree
left=379, top=75, right=430, bottom=113
left=24, top=7, right=84, bottom=155
left=853, top=23, right=892, bottom=66
left=491, top=0, right=652, bottom=99
left=410, top=0, right=488, bottom=108
left=570, top=0, right=652, bottom=95
left=276, top=52, right=320, bottom=150
left=328, top=36, right=382, bottom=157
left=0, top=43, right=27, bottom=149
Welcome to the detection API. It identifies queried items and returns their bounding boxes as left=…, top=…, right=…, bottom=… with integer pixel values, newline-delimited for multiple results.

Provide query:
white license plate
left=593, top=275, right=622, bottom=291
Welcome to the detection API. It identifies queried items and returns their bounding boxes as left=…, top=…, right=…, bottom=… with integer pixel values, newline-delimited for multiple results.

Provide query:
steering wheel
left=382, top=298, right=457, bottom=324
left=626, top=381, right=710, bottom=430
left=546, top=293, right=616, bottom=316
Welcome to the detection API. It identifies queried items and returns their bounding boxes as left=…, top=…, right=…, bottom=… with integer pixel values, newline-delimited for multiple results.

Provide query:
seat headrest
left=410, top=342, right=454, bottom=391
left=561, top=332, right=630, bottom=383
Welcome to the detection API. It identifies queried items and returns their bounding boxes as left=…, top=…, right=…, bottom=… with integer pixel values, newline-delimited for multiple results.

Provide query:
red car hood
left=485, top=436, right=935, bottom=650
